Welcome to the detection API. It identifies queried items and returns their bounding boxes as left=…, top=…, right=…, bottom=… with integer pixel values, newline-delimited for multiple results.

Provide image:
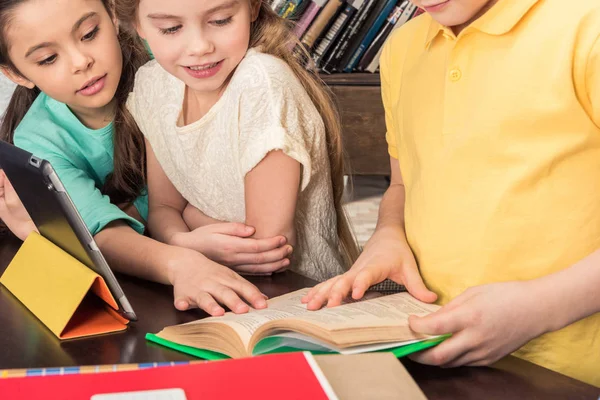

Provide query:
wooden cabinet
left=321, top=73, right=390, bottom=176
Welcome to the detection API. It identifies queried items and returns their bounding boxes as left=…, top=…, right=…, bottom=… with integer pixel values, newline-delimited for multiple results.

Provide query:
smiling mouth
left=186, top=61, right=220, bottom=71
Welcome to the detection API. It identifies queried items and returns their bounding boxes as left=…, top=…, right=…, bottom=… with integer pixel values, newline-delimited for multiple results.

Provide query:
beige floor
left=344, top=175, right=388, bottom=248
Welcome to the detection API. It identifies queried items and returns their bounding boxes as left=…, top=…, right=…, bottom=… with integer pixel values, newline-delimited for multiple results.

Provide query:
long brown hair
left=117, top=0, right=359, bottom=267
left=0, top=0, right=149, bottom=206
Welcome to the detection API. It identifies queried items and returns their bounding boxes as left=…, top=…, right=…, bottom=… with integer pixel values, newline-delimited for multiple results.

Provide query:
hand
left=302, top=227, right=437, bottom=310
left=167, top=248, right=269, bottom=315
left=0, top=170, right=38, bottom=240
left=171, top=223, right=293, bottom=274
left=408, top=281, right=547, bottom=367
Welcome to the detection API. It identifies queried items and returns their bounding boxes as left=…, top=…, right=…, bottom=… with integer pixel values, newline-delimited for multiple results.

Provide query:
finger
left=400, top=265, right=438, bottom=303
left=327, top=274, right=356, bottom=308
left=302, top=282, right=326, bottom=304
left=212, top=286, right=251, bottom=314
left=194, top=292, right=225, bottom=316
left=228, top=277, right=268, bottom=310
left=228, top=236, right=288, bottom=255
left=231, top=245, right=293, bottom=265
left=306, top=277, right=341, bottom=311
left=232, top=258, right=290, bottom=274
left=351, top=268, right=386, bottom=300
left=409, top=332, right=472, bottom=366
left=210, top=222, right=256, bottom=238
left=173, top=287, right=192, bottom=311
left=408, top=306, right=466, bottom=335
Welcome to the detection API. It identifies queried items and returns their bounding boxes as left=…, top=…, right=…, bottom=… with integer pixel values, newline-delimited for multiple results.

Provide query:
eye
left=212, top=17, right=232, bottom=27
left=37, top=55, right=57, bottom=66
left=159, top=25, right=182, bottom=35
left=82, top=26, right=100, bottom=41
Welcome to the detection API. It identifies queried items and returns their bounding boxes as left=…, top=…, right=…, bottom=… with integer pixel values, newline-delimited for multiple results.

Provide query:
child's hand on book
left=407, top=281, right=547, bottom=367
left=167, top=248, right=268, bottom=316
left=302, top=227, right=437, bottom=310
left=171, top=223, right=292, bottom=274
left=0, top=170, right=38, bottom=240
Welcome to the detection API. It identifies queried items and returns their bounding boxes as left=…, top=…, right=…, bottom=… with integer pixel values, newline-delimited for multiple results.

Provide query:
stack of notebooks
left=274, top=0, right=424, bottom=73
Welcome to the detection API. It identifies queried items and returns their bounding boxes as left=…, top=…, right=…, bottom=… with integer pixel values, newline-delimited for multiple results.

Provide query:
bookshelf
left=320, top=73, right=390, bottom=176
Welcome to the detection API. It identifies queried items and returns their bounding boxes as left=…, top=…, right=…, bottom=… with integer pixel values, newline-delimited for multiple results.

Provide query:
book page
left=179, top=289, right=312, bottom=347
left=289, top=291, right=439, bottom=330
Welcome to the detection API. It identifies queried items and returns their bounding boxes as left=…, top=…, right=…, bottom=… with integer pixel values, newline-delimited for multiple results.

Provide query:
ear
left=250, top=0, right=261, bottom=22
left=1, top=67, right=35, bottom=89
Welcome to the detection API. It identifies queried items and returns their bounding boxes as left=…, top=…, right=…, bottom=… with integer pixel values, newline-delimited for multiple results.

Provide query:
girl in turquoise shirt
left=0, top=0, right=290, bottom=315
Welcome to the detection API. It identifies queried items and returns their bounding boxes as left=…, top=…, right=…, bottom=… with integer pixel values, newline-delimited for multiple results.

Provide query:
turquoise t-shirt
left=13, top=92, right=148, bottom=236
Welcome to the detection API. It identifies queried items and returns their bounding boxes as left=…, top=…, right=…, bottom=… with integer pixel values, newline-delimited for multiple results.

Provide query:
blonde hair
left=117, top=0, right=360, bottom=268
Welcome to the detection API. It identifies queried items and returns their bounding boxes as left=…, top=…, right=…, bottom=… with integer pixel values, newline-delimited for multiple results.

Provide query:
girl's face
left=136, top=0, right=257, bottom=97
left=411, top=0, right=499, bottom=34
left=2, top=0, right=123, bottom=118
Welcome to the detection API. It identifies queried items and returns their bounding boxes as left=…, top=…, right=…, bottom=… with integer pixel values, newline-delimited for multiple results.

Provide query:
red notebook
left=0, top=353, right=335, bottom=399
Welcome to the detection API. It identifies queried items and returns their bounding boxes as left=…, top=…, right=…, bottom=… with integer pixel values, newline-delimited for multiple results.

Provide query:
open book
left=147, top=289, right=446, bottom=360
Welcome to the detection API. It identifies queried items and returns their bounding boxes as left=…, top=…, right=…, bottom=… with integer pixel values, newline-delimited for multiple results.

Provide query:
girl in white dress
left=120, top=0, right=359, bottom=314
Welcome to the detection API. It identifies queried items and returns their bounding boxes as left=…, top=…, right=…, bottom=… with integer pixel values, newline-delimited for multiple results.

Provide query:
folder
left=0, top=232, right=128, bottom=339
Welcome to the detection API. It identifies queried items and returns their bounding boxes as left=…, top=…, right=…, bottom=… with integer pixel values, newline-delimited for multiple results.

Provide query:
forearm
left=94, top=221, right=185, bottom=285
left=148, top=205, right=190, bottom=245
left=182, top=204, right=223, bottom=230
left=532, top=248, right=600, bottom=333
left=370, top=182, right=409, bottom=243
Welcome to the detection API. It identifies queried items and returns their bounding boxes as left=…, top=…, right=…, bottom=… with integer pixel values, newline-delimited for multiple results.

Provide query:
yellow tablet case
left=0, top=232, right=128, bottom=339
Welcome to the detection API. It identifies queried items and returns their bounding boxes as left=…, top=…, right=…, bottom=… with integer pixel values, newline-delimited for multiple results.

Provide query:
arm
left=145, top=139, right=190, bottom=244
left=303, top=157, right=437, bottom=309
left=93, top=221, right=267, bottom=315
left=146, top=140, right=291, bottom=272
left=0, top=170, right=37, bottom=240
left=245, top=150, right=300, bottom=246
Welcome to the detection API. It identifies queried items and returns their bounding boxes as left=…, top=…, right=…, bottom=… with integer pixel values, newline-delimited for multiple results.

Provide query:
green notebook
left=146, top=289, right=448, bottom=360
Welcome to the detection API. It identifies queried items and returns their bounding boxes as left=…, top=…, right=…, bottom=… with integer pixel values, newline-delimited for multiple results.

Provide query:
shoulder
left=382, top=13, right=431, bottom=71
left=13, top=93, right=72, bottom=156
left=129, top=59, right=182, bottom=104
left=127, top=59, right=183, bottom=122
left=231, top=49, right=305, bottom=96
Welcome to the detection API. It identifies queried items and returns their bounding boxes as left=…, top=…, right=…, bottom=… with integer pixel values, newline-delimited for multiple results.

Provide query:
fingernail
left=262, top=293, right=269, bottom=299
left=246, top=226, right=254, bottom=233
left=257, top=298, right=267, bottom=308
left=287, top=246, right=293, bottom=254
left=283, top=259, right=290, bottom=266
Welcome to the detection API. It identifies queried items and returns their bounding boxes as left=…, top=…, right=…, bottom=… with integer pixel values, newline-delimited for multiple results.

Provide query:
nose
left=187, top=29, right=214, bottom=57
left=71, top=48, right=94, bottom=74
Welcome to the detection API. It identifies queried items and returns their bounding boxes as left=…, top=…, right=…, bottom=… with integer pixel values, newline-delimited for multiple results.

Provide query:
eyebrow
left=147, top=0, right=239, bottom=20
left=24, top=12, right=98, bottom=58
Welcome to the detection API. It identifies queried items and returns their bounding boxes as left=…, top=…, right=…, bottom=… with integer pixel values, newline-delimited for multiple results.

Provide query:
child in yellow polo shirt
left=304, top=0, right=600, bottom=387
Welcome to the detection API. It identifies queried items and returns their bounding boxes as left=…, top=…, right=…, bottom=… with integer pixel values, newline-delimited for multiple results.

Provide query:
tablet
left=0, top=140, right=137, bottom=321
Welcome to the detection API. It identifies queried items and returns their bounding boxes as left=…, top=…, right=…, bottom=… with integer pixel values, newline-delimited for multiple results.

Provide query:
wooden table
left=1, top=233, right=598, bottom=399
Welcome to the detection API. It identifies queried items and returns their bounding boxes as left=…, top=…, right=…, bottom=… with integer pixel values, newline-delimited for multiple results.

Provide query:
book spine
left=271, top=0, right=288, bottom=15
left=363, top=3, right=419, bottom=73
left=334, top=0, right=389, bottom=72
left=356, top=2, right=406, bottom=71
left=342, top=0, right=398, bottom=72
left=281, top=0, right=304, bottom=18
left=312, top=1, right=361, bottom=67
left=320, top=0, right=377, bottom=73
left=301, top=0, right=344, bottom=49
left=293, top=0, right=325, bottom=38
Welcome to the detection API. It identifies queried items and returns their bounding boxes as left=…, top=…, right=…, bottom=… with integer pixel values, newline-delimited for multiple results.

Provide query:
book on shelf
left=292, top=0, right=329, bottom=38
left=359, top=1, right=419, bottom=72
left=301, top=0, right=344, bottom=49
left=319, top=0, right=377, bottom=73
left=313, top=0, right=364, bottom=67
left=146, top=288, right=447, bottom=360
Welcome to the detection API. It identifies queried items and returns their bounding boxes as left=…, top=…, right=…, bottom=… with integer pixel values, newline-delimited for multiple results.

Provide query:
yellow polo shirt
left=381, top=0, right=600, bottom=386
